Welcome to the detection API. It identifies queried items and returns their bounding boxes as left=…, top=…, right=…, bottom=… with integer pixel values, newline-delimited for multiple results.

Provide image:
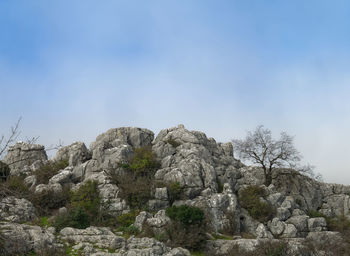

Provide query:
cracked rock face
left=4, top=142, right=47, bottom=175
left=0, top=196, right=37, bottom=223
left=55, top=141, right=91, bottom=166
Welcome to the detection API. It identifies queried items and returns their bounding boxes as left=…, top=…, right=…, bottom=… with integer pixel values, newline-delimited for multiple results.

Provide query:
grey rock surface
left=55, top=141, right=91, bottom=166
left=4, top=142, right=47, bottom=175
left=0, top=196, right=37, bottom=222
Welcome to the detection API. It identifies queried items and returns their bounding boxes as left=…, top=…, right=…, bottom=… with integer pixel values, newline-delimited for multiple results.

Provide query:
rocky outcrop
left=2, top=125, right=350, bottom=255
left=4, top=142, right=47, bottom=175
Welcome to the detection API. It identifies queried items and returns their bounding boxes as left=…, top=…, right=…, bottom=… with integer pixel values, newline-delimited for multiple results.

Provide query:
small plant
left=327, top=215, right=350, bottom=232
left=117, top=211, right=139, bottom=227
left=226, top=240, right=288, bottom=256
left=122, top=146, right=160, bottom=177
left=166, top=139, right=181, bottom=148
left=307, top=210, right=326, bottom=218
left=33, top=158, right=69, bottom=184
left=0, top=175, right=30, bottom=198
left=166, top=182, right=182, bottom=204
left=239, top=185, right=275, bottom=223
left=53, top=180, right=101, bottom=230
left=165, top=205, right=204, bottom=227
left=0, top=161, right=10, bottom=182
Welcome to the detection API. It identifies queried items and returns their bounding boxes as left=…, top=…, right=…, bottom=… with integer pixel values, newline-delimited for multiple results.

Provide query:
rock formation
left=1, top=125, right=350, bottom=255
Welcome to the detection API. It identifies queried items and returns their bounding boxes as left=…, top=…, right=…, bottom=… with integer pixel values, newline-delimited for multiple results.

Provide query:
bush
left=165, top=222, right=207, bottom=252
left=0, top=161, right=10, bottom=182
left=122, top=146, right=160, bottom=177
left=239, top=185, right=275, bottom=223
left=327, top=215, right=350, bottom=232
left=33, top=159, right=69, bottom=184
left=30, top=187, right=71, bottom=216
left=307, top=210, right=326, bottom=218
left=53, top=180, right=101, bottom=230
left=166, top=182, right=182, bottom=204
left=117, top=175, right=153, bottom=210
left=166, top=205, right=204, bottom=227
left=117, top=211, right=139, bottom=227
left=0, top=175, right=30, bottom=198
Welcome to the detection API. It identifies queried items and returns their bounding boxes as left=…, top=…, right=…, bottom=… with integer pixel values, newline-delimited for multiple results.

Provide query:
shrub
left=307, top=210, right=326, bottom=218
left=0, top=175, right=30, bottom=198
left=117, top=211, right=139, bottom=227
left=327, top=215, right=350, bottom=232
left=165, top=205, right=204, bottom=227
left=0, top=161, right=10, bottom=182
left=117, top=175, right=153, bottom=210
left=239, top=185, right=275, bottom=223
left=165, top=222, right=207, bottom=251
left=166, top=182, right=182, bottom=204
left=30, top=187, right=71, bottom=216
left=53, top=180, right=101, bottom=230
left=33, top=159, right=69, bottom=184
left=122, top=146, right=160, bottom=177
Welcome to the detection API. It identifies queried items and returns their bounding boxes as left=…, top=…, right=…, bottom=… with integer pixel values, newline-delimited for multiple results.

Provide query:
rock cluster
left=1, top=125, right=350, bottom=255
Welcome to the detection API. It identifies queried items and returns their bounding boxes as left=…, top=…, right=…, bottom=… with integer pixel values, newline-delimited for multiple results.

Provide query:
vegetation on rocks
left=166, top=205, right=204, bottom=227
left=239, top=185, right=275, bottom=223
left=33, top=158, right=69, bottom=184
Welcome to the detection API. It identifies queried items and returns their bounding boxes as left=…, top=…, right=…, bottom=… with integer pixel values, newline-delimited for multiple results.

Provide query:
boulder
left=0, top=196, right=37, bottom=222
left=55, top=141, right=91, bottom=166
left=4, top=142, right=47, bottom=175
left=0, top=222, right=63, bottom=255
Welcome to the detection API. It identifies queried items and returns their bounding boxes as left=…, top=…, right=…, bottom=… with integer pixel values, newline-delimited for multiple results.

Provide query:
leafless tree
left=232, top=125, right=301, bottom=186
left=0, top=117, right=22, bottom=158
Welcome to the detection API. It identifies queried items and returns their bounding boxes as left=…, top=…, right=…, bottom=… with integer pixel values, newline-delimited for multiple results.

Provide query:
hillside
left=1, top=125, right=350, bottom=256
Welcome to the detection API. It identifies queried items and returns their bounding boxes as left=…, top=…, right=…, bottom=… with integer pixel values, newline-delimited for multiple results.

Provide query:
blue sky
left=1, top=1, right=350, bottom=184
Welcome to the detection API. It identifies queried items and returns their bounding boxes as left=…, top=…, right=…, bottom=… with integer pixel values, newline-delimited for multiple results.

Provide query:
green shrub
left=166, top=182, right=182, bottom=204
left=239, top=185, right=275, bottom=223
left=165, top=205, right=204, bottom=227
left=30, top=187, right=71, bottom=216
left=33, top=159, right=69, bottom=184
left=53, top=180, right=101, bottom=230
left=122, top=146, right=160, bottom=177
left=117, top=175, right=153, bottom=210
left=307, top=210, right=326, bottom=218
left=0, top=175, right=30, bottom=198
left=165, top=222, right=207, bottom=251
left=327, top=215, right=350, bottom=232
left=0, top=161, right=10, bottom=182
left=117, top=211, right=139, bottom=227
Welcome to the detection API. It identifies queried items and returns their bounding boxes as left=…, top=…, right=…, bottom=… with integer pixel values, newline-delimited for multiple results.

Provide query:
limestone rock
left=0, top=222, right=63, bottom=255
left=268, top=218, right=286, bottom=236
left=308, top=217, right=327, bottom=232
left=55, top=141, right=91, bottom=166
left=4, top=142, right=47, bottom=175
left=0, top=196, right=37, bottom=222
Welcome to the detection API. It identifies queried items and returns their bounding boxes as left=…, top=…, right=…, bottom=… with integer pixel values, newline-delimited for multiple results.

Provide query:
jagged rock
left=0, top=196, right=37, bottom=222
left=35, top=183, right=62, bottom=194
left=0, top=222, right=63, bottom=255
left=276, top=207, right=291, bottom=221
left=134, top=211, right=152, bottom=231
left=268, top=218, right=286, bottom=236
left=239, top=209, right=260, bottom=235
left=146, top=210, right=171, bottom=235
left=4, top=142, right=47, bottom=175
left=267, top=192, right=285, bottom=207
left=24, top=174, right=37, bottom=189
left=271, top=168, right=323, bottom=211
left=55, top=141, right=91, bottom=166
left=59, top=226, right=126, bottom=250
left=320, top=194, right=350, bottom=217
left=308, top=217, right=327, bottom=232
left=49, top=167, right=72, bottom=184
left=90, top=127, right=154, bottom=169
left=281, top=223, right=298, bottom=238
left=256, top=223, right=273, bottom=238
left=237, top=167, right=266, bottom=186
left=286, top=215, right=309, bottom=237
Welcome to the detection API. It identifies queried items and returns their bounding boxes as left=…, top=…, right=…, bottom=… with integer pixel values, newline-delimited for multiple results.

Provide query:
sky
left=1, top=1, right=350, bottom=184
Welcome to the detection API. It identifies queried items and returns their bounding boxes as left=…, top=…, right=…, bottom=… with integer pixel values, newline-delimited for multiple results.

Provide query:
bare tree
left=232, top=125, right=301, bottom=186
left=0, top=117, right=22, bottom=159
